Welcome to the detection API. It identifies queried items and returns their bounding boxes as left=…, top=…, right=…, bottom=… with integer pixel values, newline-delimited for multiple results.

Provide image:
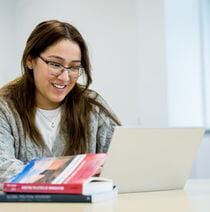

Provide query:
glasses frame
left=38, top=55, right=84, bottom=77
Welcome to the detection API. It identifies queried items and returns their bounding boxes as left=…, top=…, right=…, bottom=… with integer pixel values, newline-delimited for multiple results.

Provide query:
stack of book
left=0, top=153, right=117, bottom=203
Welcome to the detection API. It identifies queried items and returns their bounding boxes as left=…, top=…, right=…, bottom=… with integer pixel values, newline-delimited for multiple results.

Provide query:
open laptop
left=101, top=127, right=205, bottom=193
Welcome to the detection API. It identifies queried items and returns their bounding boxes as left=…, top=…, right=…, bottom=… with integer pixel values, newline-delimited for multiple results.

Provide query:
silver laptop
left=101, top=126, right=205, bottom=193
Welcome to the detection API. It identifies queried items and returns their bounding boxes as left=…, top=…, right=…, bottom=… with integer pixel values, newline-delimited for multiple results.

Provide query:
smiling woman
left=0, top=20, right=121, bottom=189
left=28, top=39, right=83, bottom=109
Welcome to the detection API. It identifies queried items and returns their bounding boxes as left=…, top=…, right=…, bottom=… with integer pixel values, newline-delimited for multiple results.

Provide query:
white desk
left=0, top=179, right=210, bottom=212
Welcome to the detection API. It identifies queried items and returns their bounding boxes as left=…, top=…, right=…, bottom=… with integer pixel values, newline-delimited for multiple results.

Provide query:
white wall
left=0, top=0, right=19, bottom=85
left=164, top=0, right=204, bottom=127
left=136, top=0, right=168, bottom=127
left=202, top=0, right=210, bottom=128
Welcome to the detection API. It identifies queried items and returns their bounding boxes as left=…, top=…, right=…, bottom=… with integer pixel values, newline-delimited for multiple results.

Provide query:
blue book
left=0, top=186, right=117, bottom=203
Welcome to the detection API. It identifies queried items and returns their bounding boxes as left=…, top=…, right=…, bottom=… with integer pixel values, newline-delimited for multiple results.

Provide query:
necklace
left=37, top=109, right=60, bottom=128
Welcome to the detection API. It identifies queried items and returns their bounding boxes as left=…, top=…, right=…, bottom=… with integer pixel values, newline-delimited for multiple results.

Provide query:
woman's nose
left=57, top=69, right=70, bottom=81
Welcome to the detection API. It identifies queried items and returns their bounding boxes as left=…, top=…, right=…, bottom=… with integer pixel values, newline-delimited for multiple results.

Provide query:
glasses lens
left=48, top=62, right=62, bottom=76
left=68, top=67, right=84, bottom=78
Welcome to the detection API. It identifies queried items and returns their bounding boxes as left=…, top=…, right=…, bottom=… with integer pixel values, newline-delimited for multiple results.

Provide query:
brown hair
left=0, top=20, right=120, bottom=155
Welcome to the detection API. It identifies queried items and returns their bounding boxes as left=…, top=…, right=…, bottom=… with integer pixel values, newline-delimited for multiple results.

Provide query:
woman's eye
left=71, top=66, right=81, bottom=71
left=49, top=62, right=61, bottom=68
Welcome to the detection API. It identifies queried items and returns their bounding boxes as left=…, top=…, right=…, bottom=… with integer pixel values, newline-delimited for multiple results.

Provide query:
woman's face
left=27, top=39, right=82, bottom=109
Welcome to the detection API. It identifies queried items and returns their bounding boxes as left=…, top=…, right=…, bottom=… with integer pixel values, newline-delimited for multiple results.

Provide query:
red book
left=3, top=153, right=113, bottom=194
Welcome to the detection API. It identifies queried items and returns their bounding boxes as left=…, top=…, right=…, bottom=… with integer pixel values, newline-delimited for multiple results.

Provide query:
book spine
left=0, top=193, right=92, bottom=202
left=3, top=183, right=83, bottom=194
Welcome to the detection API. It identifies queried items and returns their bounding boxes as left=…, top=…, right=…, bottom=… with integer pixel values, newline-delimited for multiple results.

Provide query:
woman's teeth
left=53, top=83, right=66, bottom=89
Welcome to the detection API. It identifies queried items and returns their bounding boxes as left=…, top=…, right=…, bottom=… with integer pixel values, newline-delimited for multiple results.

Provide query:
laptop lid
left=101, top=127, right=205, bottom=193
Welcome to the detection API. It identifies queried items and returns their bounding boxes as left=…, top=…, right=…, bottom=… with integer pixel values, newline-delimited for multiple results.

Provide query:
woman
left=0, top=20, right=120, bottom=187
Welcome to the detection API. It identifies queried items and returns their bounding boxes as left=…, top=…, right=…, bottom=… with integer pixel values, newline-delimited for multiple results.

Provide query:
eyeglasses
left=38, top=55, right=84, bottom=78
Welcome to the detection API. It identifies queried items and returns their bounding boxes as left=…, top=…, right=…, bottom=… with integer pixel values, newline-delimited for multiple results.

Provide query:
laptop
left=101, top=126, right=205, bottom=193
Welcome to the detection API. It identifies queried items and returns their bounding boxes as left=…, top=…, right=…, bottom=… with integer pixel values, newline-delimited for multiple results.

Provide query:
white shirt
left=35, top=107, right=61, bottom=151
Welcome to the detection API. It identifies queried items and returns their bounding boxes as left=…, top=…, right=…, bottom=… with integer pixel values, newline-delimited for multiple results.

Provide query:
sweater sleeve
left=0, top=101, right=24, bottom=189
left=95, top=95, right=120, bottom=153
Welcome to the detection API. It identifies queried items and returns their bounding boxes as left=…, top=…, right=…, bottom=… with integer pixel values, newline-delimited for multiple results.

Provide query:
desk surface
left=0, top=179, right=210, bottom=212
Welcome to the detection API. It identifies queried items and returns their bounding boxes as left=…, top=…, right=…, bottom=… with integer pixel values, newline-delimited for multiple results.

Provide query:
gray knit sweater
left=0, top=95, right=117, bottom=189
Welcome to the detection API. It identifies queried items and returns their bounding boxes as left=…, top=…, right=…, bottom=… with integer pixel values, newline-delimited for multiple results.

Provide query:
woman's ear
left=26, top=56, right=33, bottom=70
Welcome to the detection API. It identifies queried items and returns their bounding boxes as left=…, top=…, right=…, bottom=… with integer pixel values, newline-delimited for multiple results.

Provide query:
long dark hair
left=1, top=20, right=120, bottom=155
